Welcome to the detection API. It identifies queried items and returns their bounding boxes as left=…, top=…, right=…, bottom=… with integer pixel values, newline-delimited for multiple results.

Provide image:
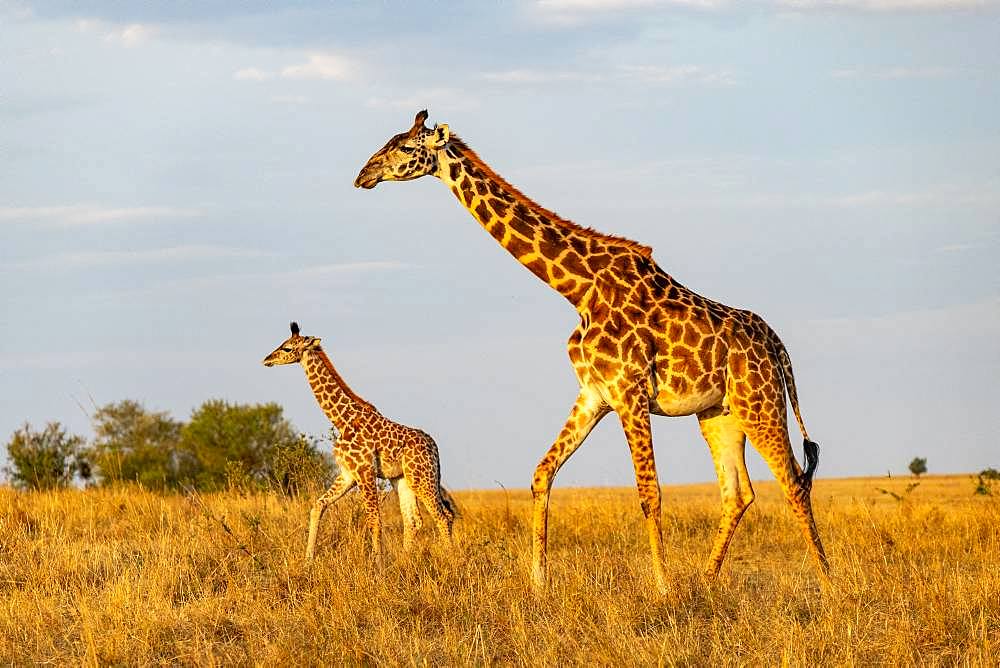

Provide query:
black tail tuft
left=440, top=487, right=460, bottom=519
left=802, top=439, right=820, bottom=489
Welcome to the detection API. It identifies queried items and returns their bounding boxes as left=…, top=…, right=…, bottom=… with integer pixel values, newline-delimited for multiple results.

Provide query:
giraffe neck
left=436, top=137, right=652, bottom=308
left=300, top=348, right=373, bottom=432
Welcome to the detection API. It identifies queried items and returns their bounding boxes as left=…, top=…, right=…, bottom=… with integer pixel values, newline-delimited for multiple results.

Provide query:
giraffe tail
left=440, top=486, right=461, bottom=519
left=766, top=326, right=820, bottom=489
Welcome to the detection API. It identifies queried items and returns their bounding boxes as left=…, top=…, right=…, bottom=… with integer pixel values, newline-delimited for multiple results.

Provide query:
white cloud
left=536, top=0, right=729, bottom=12
left=529, top=0, right=734, bottom=23
left=531, top=0, right=995, bottom=22
left=115, top=23, right=155, bottom=47
left=0, top=205, right=202, bottom=226
left=738, top=184, right=1000, bottom=210
left=280, top=53, right=354, bottom=81
left=483, top=64, right=736, bottom=87
left=483, top=69, right=595, bottom=84
left=234, top=67, right=273, bottom=81
left=366, top=87, right=480, bottom=112
left=777, top=0, right=994, bottom=11
left=270, top=95, right=310, bottom=105
left=831, top=66, right=958, bottom=79
left=75, top=18, right=101, bottom=33
left=936, top=243, right=979, bottom=253
left=74, top=261, right=413, bottom=303
left=807, top=297, right=1000, bottom=352
left=76, top=18, right=156, bottom=46
left=619, top=64, right=736, bottom=85
left=5, top=245, right=270, bottom=271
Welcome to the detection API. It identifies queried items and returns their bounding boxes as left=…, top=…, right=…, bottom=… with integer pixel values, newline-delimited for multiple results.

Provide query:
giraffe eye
left=400, top=145, right=415, bottom=154
left=281, top=347, right=292, bottom=352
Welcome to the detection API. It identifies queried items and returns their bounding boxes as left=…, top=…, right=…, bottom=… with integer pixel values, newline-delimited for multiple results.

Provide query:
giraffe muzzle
left=354, top=165, right=382, bottom=189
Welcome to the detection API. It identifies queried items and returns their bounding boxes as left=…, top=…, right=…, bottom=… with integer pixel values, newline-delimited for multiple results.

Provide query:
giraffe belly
left=648, top=380, right=723, bottom=417
left=649, top=391, right=722, bottom=417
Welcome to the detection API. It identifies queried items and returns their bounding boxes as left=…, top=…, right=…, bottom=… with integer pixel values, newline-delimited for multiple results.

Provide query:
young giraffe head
left=262, top=322, right=322, bottom=367
left=354, top=109, right=450, bottom=189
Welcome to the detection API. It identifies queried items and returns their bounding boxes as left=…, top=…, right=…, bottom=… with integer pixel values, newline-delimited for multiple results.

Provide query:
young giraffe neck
left=300, top=347, right=374, bottom=432
left=436, top=137, right=652, bottom=308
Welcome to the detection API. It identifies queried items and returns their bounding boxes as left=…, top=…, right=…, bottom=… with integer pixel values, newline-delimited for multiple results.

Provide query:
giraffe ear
left=307, top=337, right=322, bottom=348
left=430, top=123, right=450, bottom=148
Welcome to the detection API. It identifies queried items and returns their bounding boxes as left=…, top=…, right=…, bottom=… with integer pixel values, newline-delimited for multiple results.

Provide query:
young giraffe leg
left=356, top=469, right=383, bottom=561
left=697, top=407, right=754, bottom=578
left=306, top=472, right=356, bottom=560
left=404, top=450, right=454, bottom=545
left=615, top=390, right=668, bottom=594
left=392, top=478, right=422, bottom=551
left=531, top=386, right=610, bottom=592
left=414, top=483, right=454, bottom=546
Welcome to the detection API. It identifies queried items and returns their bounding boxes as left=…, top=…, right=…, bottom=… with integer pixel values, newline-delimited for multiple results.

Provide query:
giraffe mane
left=447, top=135, right=654, bottom=259
left=312, top=347, right=376, bottom=412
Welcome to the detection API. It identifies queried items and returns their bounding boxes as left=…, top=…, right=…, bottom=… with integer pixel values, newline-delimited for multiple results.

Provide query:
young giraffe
left=354, top=110, right=829, bottom=592
left=262, top=322, right=454, bottom=559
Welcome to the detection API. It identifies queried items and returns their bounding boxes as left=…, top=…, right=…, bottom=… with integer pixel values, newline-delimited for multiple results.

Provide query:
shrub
left=88, top=400, right=189, bottom=489
left=909, top=457, right=928, bottom=478
left=4, top=422, right=88, bottom=490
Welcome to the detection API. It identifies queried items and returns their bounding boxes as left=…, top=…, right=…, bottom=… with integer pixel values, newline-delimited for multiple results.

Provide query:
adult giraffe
left=355, top=110, right=829, bottom=592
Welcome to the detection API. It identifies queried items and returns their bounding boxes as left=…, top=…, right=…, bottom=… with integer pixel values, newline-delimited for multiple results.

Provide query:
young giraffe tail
left=440, top=486, right=461, bottom=519
left=766, top=326, right=820, bottom=490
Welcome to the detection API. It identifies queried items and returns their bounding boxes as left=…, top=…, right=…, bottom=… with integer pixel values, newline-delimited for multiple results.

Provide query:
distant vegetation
left=4, top=399, right=334, bottom=494
left=908, top=456, right=928, bottom=478
left=3, top=422, right=89, bottom=490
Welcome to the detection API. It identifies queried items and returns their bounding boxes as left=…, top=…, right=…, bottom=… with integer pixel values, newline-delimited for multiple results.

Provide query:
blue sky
left=2, top=0, right=998, bottom=490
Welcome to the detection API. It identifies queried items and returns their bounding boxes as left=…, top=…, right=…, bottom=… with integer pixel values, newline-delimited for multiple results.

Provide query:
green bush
left=181, top=399, right=301, bottom=491
left=4, top=422, right=88, bottom=490
left=908, top=457, right=927, bottom=477
left=88, top=400, right=189, bottom=489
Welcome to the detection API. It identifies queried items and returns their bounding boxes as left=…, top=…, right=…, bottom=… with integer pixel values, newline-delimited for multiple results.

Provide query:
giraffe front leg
left=306, top=472, right=356, bottom=561
left=356, top=470, right=383, bottom=563
left=616, top=389, right=668, bottom=593
left=531, top=387, right=610, bottom=593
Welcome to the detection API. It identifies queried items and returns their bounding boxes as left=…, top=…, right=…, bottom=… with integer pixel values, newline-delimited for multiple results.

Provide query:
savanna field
left=1, top=475, right=997, bottom=665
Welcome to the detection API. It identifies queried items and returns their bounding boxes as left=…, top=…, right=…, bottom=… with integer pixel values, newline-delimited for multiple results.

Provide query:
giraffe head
left=262, top=322, right=322, bottom=367
left=354, top=109, right=450, bottom=189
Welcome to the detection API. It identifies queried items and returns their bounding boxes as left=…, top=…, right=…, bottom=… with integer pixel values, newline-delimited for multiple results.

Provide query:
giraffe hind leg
left=392, top=477, right=422, bottom=551
left=405, top=461, right=454, bottom=545
left=740, top=417, right=829, bottom=578
left=698, top=407, right=754, bottom=578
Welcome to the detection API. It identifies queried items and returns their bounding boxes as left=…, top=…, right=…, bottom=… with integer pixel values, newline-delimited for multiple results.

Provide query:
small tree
left=88, top=400, right=189, bottom=489
left=974, top=467, right=1000, bottom=496
left=4, top=422, right=88, bottom=490
left=180, top=399, right=300, bottom=491
left=908, top=457, right=927, bottom=478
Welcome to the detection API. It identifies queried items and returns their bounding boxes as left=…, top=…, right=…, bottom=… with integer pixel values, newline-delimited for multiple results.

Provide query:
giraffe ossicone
left=263, top=321, right=455, bottom=560
left=355, top=111, right=830, bottom=593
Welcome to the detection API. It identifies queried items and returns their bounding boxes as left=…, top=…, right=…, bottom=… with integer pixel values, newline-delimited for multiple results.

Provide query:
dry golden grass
left=1, top=475, right=997, bottom=665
